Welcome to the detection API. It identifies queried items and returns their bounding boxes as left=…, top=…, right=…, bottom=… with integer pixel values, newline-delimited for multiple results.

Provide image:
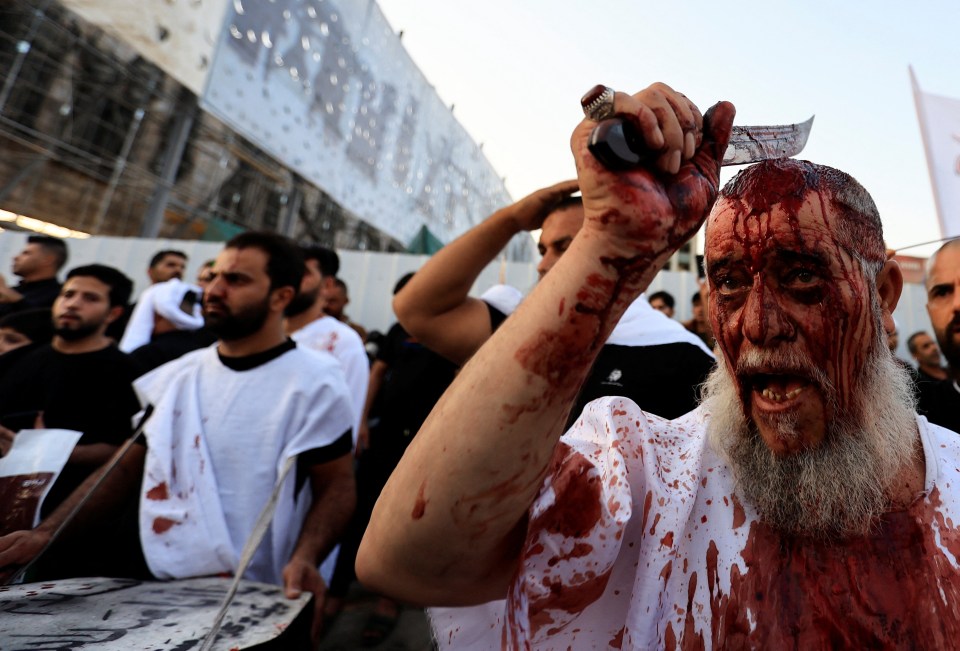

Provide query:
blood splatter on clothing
left=432, top=399, right=960, bottom=650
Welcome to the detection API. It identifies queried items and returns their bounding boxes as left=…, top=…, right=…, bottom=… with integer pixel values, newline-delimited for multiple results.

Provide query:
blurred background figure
left=325, top=272, right=457, bottom=646
left=324, top=278, right=368, bottom=341
left=0, top=236, right=67, bottom=318
left=195, top=259, right=216, bottom=292
left=118, top=278, right=213, bottom=376
left=908, top=330, right=948, bottom=383
left=887, top=319, right=920, bottom=387
left=648, top=290, right=676, bottom=318
left=682, top=288, right=715, bottom=350
left=146, top=250, right=187, bottom=284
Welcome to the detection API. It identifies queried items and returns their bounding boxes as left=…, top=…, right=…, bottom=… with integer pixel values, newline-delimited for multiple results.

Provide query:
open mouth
left=747, top=373, right=812, bottom=405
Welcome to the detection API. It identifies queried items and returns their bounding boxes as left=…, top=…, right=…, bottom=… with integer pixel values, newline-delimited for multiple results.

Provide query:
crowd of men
left=0, top=81, right=959, bottom=649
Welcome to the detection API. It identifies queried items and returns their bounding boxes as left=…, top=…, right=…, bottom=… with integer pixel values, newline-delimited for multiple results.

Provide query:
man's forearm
left=395, top=207, right=522, bottom=322
left=359, top=231, right=660, bottom=605
left=67, top=443, right=120, bottom=467
left=291, top=456, right=356, bottom=566
left=0, top=444, right=144, bottom=571
left=394, top=180, right=579, bottom=365
left=40, top=444, right=144, bottom=537
left=392, top=208, right=522, bottom=365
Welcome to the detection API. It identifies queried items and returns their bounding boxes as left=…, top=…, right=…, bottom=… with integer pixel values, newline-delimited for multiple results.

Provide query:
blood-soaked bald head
left=716, top=159, right=886, bottom=273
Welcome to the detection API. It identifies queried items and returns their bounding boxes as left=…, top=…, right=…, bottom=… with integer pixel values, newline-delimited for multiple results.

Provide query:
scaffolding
left=0, top=0, right=402, bottom=250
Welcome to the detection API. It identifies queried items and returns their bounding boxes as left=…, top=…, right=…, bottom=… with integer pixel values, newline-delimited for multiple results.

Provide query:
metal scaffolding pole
left=279, top=181, right=303, bottom=238
left=89, top=105, right=147, bottom=234
left=0, top=6, right=46, bottom=114
left=139, top=89, right=197, bottom=238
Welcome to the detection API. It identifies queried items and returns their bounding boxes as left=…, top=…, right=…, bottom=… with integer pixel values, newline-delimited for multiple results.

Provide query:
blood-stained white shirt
left=291, top=315, right=369, bottom=441
left=433, top=400, right=960, bottom=650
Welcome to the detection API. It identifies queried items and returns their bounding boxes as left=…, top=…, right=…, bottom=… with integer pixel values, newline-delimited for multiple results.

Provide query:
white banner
left=201, top=0, right=515, bottom=250
left=912, top=71, right=960, bottom=238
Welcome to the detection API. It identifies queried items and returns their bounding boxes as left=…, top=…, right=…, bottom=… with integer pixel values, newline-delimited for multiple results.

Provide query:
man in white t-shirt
left=0, top=232, right=355, bottom=643
left=357, top=84, right=960, bottom=648
left=285, top=245, right=369, bottom=441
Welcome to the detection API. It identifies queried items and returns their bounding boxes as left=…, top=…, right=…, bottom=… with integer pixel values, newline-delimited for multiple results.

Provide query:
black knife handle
left=587, top=118, right=655, bottom=171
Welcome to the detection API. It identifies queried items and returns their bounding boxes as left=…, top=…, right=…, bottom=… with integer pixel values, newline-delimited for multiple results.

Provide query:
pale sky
left=376, top=0, right=960, bottom=257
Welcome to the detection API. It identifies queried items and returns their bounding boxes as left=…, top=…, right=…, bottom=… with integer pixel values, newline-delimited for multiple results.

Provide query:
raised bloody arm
left=357, top=83, right=735, bottom=606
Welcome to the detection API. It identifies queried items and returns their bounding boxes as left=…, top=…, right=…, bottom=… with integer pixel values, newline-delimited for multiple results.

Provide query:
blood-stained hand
left=282, top=556, right=327, bottom=642
left=572, top=83, right=735, bottom=266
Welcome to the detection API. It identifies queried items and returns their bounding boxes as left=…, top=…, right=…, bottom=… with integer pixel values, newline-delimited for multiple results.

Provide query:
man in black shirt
left=0, top=235, right=67, bottom=318
left=0, top=264, right=139, bottom=513
left=907, top=330, right=948, bottom=384
left=918, top=240, right=960, bottom=432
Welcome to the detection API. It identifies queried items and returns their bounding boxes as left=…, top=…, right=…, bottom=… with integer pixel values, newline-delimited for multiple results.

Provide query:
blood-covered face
left=706, top=194, right=881, bottom=456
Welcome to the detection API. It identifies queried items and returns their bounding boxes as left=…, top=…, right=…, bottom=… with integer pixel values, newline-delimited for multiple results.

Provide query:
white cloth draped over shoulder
left=291, top=316, right=369, bottom=442
left=133, top=344, right=354, bottom=585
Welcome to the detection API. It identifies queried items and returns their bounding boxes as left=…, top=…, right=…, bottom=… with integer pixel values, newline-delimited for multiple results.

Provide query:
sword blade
left=588, top=115, right=815, bottom=171
left=722, top=115, right=815, bottom=165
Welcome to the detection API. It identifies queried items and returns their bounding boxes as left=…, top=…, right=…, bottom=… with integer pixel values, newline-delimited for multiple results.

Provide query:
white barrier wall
left=0, top=231, right=936, bottom=363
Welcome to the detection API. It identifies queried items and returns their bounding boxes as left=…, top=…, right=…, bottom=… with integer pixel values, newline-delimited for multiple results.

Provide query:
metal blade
left=722, top=115, right=815, bottom=165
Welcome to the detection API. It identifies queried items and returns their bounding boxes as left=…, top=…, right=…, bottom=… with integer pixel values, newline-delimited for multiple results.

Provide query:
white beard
left=703, top=339, right=918, bottom=539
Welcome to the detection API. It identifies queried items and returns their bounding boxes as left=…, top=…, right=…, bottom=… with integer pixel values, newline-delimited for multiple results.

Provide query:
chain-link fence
left=0, top=0, right=402, bottom=250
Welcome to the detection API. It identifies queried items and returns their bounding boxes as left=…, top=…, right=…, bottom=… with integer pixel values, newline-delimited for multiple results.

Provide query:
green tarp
left=406, top=224, right=444, bottom=254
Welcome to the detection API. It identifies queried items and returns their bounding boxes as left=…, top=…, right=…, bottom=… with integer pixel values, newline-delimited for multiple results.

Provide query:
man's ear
left=105, top=304, right=125, bottom=325
left=322, top=275, right=336, bottom=292
left=271, top=285, right=296, bottom=313
left=877, top=259, right=904, bottom=335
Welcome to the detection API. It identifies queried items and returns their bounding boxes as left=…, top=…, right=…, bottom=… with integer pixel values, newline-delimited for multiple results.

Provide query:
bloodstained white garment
left=291, top=315, right=369, bottom=442
left=134, top=344, right=354, bottom=585
left=432, top=399, right=960, bottom=650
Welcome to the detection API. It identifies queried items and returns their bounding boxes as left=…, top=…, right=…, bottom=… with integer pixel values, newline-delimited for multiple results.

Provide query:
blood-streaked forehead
left=705, top=194, right=841, bottom=271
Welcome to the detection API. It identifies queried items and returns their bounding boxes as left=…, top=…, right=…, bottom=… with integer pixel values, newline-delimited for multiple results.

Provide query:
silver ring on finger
left=581, top=85, right=616, bottom=122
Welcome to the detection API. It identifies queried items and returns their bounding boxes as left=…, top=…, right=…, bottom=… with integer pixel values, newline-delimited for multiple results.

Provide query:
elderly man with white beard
left=355, top=83, right=960, bottom=650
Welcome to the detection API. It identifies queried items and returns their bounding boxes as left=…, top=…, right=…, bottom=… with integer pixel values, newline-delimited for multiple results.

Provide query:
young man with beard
left=917, top=239, right=960, bottom=433
left=146, top=249, right=187, bottom=284
left=357, top=84, right=960, bottom=648
left=0, top=265, right=139, bottom=513
left=285, top=245, right=368, bottom=442
left=0, top=232, right=355, bottom=642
